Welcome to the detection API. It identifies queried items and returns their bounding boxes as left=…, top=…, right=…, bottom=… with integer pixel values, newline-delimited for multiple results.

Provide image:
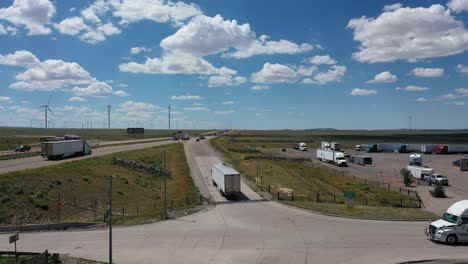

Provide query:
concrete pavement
left=1, top=138, right=468, bottom=263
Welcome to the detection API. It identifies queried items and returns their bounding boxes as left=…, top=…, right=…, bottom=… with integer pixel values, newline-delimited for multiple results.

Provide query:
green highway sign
left=344, top=192, right=356, bottom=198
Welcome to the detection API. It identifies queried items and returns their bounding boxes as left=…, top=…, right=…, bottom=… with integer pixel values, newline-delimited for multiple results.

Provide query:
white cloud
left=308, top=55, right=336, bottom=65
left=208, top=75, right=246, bottom=87
left=367, top=71, right=397, bottom=83
left=251, top=85, right=269, bottom=91
left=222, top=101, right=235, bottom=105
left=350, top=88, right=377, bottom=96
left=456, top=64, right=468, bottom=75
left=456, top=88, right=468, bottom=95
left=183, top=106, right=210, bottom=111
left=54, top=16, right=88, bottom=35
left=436, top=93, right=462, bottom=100
left=118, top=100, right=160, bottom=112
left=383, top=3, right=402, bottom=12
left=170, top=94, right=203, bottom=100
left=193, top=102, right=203, bottom=106
left=0, top=24, right=17, bottom=35
left=0, top=106, right=4, bottom=111
left=0, top=96, right=12, bottom=103
left=313, top=65, right=346, bottom=84
left=448, top=0, right=468, bottom=12
left=453, top=101, right=465, bottom=106
left=251, top=63, right=298, bottom=84
left=114, top=90, right=130, bottom=97
left=79, top=23, right=121, bottom=44
left=417, top=97, right=427, bottom=102
left=130, top=47, right=151, bottom=54
left=295, top=65, right=318, bottom=76
left=117, top=83, right=128, bottom=88
left=412, top=67, right=444, bottom=77
left=68, top=96, right=85, bottom=102
left=71, top=81, right=113, bottom=97
left=214, top=110, right=234, bottom=115
left=396, top=85, right=430, bottom=92
left=0, top=0, right=55, bottom=35
left=347, top=4, right=468, bottom=63
left=0, top=50, right=95, bottom=91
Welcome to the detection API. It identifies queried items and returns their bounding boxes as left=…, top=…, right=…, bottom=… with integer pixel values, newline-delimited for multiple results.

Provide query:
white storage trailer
left=41, top=140, right=91, bottom=160
left=330, top=142, right=340, bottom=151
left=421, top=145, right=436, bottom=154
left=212, top=163, right=241, bottom=197
left=316, top=148, right=348, bottom=167
left=406, top=165, right=434, bottom=180
left=354, top=155, right=372, bottom=166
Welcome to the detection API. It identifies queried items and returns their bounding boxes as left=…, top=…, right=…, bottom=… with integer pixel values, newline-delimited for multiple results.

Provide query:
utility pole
left=164, top=151, right=168, bottom=220
left=107, top=105, right=111, bottom=129
left=168, top=105, right=171, bottom=131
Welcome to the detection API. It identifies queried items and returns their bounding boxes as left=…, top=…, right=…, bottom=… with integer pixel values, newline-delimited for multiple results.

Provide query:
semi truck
left=406, top=165, right=434, bottom=180
left=409, top=153, right=422, bottom=165
left=421, top=145, right=436, bottom=154
left=212, top=163, right=241, bottom=198
left=320, top=142, right=330, bottom=149
left=330, top=142, right=340, bottom=151
left=293, top=142, right=308, bottom=151
left=426, top=200, right=468, bottom=244
left=316, top=148, right=348, bottom=167
left=367, top=144, right=378, bottom=152
left=435, top=145, right=468, bottom=154
left=354, top=155, right=372, bottom=166
left=41, top=140, right=91, bottom=160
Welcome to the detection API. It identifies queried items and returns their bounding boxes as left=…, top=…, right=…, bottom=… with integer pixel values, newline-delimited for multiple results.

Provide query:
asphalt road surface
left=1, top=138, right=468, bottom=263
left=0, top=139, right=176, bottom=174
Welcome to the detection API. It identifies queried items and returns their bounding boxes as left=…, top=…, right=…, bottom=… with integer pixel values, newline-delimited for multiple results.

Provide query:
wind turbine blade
left=47, top=106, right=55, bottom=117
left=47, top=95, right=53, bottom=105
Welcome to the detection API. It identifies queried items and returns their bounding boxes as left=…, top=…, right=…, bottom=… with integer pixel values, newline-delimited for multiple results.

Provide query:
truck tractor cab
left=426, top=200, right=468, bottom=244
left=409, top=153, right=422, bottom=166
left=334, top=152, right=348, bottom=167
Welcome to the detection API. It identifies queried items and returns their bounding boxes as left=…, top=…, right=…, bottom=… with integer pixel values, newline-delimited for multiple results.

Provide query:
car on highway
left=427, top=174, right=449, bottom=186
left=14, top=145, right=31, bottom=152
left=199, top=135, right=205, bottom=139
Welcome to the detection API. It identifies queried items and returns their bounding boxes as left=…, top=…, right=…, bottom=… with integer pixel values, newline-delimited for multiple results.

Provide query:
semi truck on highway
left=293, top=142, right=308, bottom=151
left=330, top=142, right=340, bottom=151
left=426, top=200, right=468, bottom=244
left=316, top=149, right=348, bottom=167
left=406, top=165, right=433, bottom=180
left=41, top=140, right=91, bottom=160
left=212, top=163, right=241, bottom=198
left=435, top=145, right=468, bottom=154
left=409, top=153, right=422, bottom=165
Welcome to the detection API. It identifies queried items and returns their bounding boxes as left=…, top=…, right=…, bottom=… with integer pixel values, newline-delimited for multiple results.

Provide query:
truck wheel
left=212, top=180, right=216, bottom=187
left=446, top=234, right=458, bottom=245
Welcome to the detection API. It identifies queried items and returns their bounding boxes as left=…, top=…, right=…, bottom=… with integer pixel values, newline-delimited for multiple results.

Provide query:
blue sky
left=0, top=0, right=467, bottom=130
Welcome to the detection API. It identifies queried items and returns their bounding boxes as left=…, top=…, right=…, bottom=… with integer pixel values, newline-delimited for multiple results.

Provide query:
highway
left=1, top=138, right=468, bottom=263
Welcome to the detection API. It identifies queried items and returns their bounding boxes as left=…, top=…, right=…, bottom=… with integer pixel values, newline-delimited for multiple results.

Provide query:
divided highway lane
left=0, top=140, right=176, bottom=174
left=1, top=138, right=468, bottom=263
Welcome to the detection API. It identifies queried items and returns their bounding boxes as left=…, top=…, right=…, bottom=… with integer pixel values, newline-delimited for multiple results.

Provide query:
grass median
left=211, top=134, right=438, bottom=220
left=0, top=142, right=200, bottom=225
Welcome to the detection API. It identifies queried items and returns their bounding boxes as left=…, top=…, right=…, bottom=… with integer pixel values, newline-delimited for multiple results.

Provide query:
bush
left=83, top=176, right=91, bottom=183
left=400, top=168, right=413, bottom=187
left=431, top=183, right=447, bottom=198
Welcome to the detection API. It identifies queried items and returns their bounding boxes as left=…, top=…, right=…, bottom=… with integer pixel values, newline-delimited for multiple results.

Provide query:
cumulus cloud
left=383, top=3, right=402, bottom=12
left=251, top=85, right=269, bottom=91
left=222, top=101, right=235, bottom=105
left=183, top=106, right=210, bottom=111
left=452, top=101, right=465, bottom=106
left=114, top=90, right=130, bottom=97
left=130, top=46, right=151, bottom=54
left=170, top=94, right=203, bottom=100
left=412, top=67, right=444, bottom=77
left=308, top=55, right=336, bottom=65
left=367, top=71, right=397, bottom=83
left=417, top=97, right=427, bottom=102
left=347, top=4, right=468, bottom=63
left=350, top=88, right=377, bottom=96
left=0, top=0, right=55, bottom=35
left=79, top=22, right=121, bottom=44
left=208, top=75, right=246, bottom=87
left=214, top=110, right=234, bottom=115
left=0, top=50, right=94, bottom=91
left=54, top=17, right=88, bottom=35
left=118, top=100, right=160, bottom=112
left=313, top=65, right=346, bottom=84
left=71, top=81, right=113, bottom=97
left=396, top=85, right=430, bottom=92
left=68, top=96, right=85, bottom=102
left=0, top=96, right=12, bottom=103
left=251, top=63, right=298, bottom=84
left=448, top=0, right=468, bottom=12
left=456, top=64, right=468, bottom=75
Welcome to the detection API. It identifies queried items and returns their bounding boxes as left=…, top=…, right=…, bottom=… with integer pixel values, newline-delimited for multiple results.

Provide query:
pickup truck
left=15, top=145, right=31, bottom=152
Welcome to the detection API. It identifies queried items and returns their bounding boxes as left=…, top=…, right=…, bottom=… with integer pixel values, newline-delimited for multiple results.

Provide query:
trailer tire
left=212, top=180, right=217, bottom=187
left=446, top=234, right=458, bottom=245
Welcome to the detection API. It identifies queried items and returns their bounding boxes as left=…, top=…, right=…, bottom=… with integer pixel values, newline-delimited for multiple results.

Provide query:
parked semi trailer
left=354, top=155, right=372, bottom=166
left=406, top=165, right=434, bottom=180
left=293, top=142, right=308, bottom=151
left=321, top=142, right=330, bottom=149
left=41, top=140, right=91, bottom=160
left=212, top=163, right=241, bottom=198
left=330, top=142, right=341, bottom=151
left=435, top=145, right=468, bottom=154
left=317, top=148, right=348, bottom=167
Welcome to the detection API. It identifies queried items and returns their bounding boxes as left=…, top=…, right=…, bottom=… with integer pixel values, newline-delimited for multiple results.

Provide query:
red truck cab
left=435, top=145, right=448, bottom=154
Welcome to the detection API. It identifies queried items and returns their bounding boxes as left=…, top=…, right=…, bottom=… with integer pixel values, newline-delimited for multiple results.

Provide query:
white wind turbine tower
left=39, top=95, right=54, bottom=128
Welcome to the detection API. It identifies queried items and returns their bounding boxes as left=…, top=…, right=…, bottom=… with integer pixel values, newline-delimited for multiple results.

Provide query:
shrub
left=431, top=183, right=447, bottom=198
left=400, top=168, right=413, bottom=187
left=83, top=176, right=91, bottom=183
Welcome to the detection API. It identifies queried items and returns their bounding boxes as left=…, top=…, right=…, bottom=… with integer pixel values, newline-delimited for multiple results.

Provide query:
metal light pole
left=163, top=151, right=168, bottom=220
left=108, top=175, right=115, bottom=264
left=168, top=105, right=171, bottom=131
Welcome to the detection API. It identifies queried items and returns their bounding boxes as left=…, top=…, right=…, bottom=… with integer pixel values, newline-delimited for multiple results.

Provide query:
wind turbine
left=39, top=95, right=54, bottom=128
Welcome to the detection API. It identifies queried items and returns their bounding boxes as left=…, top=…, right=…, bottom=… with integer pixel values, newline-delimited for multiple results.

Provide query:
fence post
left=418, top=199, right=422, bottom=208
left=277, top=192, right=280, bottom=200
left=308, top=193, right=311, bottom=201
left=171, top=200, right=174, bottom=210
left=268, top=185, right=271, bottom=193
left=364, top=178, right=367, bottom=184
left=45, top=250, right=49, bottom=263
left=407, top=189, right=410, bottom=195
left=399, top=187, right=401, bottom=193
left=400, top=199, right=403, bottom=207
left=199, top=194, right=203, bottom=205
left=333, top=194, right=336, bottom=204
left=122, top=208, right=124, bottom=216
left=353, top=175, right=355, bottom=180
left=291, top=192, right=294, bottom=201
left=316, top=193, right=320, bottom=202
left=137, top=207, right=139, bottom=214
left=365, top=195, right=368, bottom=206
left=387, top=184, right=390, bottom=190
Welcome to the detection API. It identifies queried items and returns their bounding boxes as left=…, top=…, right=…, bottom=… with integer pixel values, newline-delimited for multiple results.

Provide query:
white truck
left=321, top=142, right=330, bottom=149
left=41, top=140, right=91, bottom=160
left=330, top=142, right=340, bottom=151
left=293, top=142, right=308, bottom=151
left=212, top=163, right=241, bottom=198
left=406, top=165, right=434, bottom=180
left=409, top=153, right=422, bottom=166
left=426, top=200, right=468, bottom=244
left=316, top=148, right=348, bottom=167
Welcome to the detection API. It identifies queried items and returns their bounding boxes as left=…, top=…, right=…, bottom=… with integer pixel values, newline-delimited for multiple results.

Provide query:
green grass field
left=0, top=142, right=199, bottom=225
left=0, top=127, right=210, bottom=151
left=211, top=132, right=439, bottom=220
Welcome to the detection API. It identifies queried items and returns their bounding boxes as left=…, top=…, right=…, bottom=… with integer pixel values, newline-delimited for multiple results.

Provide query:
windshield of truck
left=443, top=213, right=459, bottom=224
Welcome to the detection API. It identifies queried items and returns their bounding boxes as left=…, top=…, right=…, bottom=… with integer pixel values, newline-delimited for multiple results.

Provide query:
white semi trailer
left=41, top=140, right=91, bottom=160
left=316, top=148, right=348, bottom=167
left=406, top=165, right=434, bottom=180
left=212, top=163, right=241, bottom=198
left=330, top=142, right=341, bottom=151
